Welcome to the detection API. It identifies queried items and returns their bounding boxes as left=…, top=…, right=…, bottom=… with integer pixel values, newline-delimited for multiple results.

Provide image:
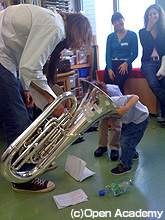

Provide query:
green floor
left=0, top=116, right=165, bottom=220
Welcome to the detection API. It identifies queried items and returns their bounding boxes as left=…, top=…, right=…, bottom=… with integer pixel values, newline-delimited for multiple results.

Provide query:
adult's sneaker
left=12, top=178, right=55, bottom=193
left=94, top=146, right=107, bottom=157
left=110, top=150, right=119, bottom=161
left=161, top=121, right=165, bottom=128
left=157, top=116, right=165, bottom=123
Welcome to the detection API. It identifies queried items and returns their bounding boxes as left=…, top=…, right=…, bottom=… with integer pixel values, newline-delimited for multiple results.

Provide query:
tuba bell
left=1, top=79, right=118, bottom=183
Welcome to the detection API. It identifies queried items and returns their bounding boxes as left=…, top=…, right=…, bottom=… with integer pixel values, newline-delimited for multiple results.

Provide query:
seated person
left=139, top=4, right=165, bottom=128
left=104, top=12, right=138, bottom=94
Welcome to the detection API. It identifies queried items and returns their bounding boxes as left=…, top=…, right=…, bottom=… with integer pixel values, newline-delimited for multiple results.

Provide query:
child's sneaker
left=12, top=178, right=55, bottom=193
left=111, top=163, right=132, bottom=175
left=133, top=152, right=139, bottom=161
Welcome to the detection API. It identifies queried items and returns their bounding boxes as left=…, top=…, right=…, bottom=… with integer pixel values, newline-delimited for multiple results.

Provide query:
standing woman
left=104, top=12, right=138, bottom=94
left=139, top=4, right=165, bottom=128
left=95, top=12, right=138, bottom=161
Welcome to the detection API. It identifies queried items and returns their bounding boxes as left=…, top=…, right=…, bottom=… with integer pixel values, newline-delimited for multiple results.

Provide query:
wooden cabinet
left=60, top=49, right=93, bottom=101
left=61, top=49, right=93, bottom=81
left=56, top=71, right=76, bottom=92
left=56, top=70, right=81, bottom=102
left=43, top=48, right=92, bottom=102
left=70, top=50, right=92, bottom=81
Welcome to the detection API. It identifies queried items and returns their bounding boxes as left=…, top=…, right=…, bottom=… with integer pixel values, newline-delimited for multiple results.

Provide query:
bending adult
left=104, top=12, right=138, bottom=94
left=139, top=4, right=165, bottom=128
left=0, top=4, right=92, bottom=193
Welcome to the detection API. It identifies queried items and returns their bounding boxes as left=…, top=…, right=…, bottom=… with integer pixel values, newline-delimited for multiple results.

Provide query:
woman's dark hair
left=144, top=4, right=165, bottom=33
left=111, top=12, right=124, bottom=24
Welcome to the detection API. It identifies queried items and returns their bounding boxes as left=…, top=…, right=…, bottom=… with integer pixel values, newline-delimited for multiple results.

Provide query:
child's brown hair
left=94, top=81, right=109, bottom=95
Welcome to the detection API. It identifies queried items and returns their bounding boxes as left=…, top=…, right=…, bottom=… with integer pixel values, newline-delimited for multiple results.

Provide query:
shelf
left=43, top=48, right=93, bottom=104
left=62, top=49, right=92, bottom=82
left=71, top=63, right=91, bottom=69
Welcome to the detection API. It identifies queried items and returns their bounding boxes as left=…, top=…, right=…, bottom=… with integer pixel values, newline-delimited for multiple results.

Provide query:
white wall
left=82, top=0, right=96, bottom=35
left=82, top=0, right=157, bottom=69
left=95, top=0, right=113, bottom=69
left=119, top=0, right=155, bottom=68
left=95, top=0, right=155, bottom=69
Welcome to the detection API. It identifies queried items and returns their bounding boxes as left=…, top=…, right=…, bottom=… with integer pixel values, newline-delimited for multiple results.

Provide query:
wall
left=156, top=0, right=165, bottom=9
left=81, top=0, right=96, bottom=35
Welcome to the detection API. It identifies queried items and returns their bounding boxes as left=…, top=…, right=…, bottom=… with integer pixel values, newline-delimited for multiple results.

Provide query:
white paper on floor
left=65, top=154, right=95, bottom=181
left=53, top=189, right=88, bottom=209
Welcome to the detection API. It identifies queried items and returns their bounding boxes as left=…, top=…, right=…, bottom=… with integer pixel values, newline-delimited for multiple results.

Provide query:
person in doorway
left=139, top=4, right=165, bottom=128
left=0, top=4, right=92, bottom=193
left=104, top=12, right=138, bottom=94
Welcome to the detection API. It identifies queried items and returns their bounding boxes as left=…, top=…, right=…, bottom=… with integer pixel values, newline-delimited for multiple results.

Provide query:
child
left=95, top=82, right=149, bottom=175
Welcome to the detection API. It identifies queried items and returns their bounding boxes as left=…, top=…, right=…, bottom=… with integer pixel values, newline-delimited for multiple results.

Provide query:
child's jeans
left=120, top=116, right=149, bottom=167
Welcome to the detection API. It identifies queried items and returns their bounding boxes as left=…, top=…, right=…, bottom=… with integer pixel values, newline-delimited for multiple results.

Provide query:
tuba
left=1, top=80, right=118, bottom=183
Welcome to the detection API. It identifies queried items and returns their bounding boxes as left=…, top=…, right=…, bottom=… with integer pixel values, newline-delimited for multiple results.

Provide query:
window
left=118, top=0, right=155, bottom=68
left=95, top=0, right=155, bottom=69
left=95, top=0, right=113, bottom=69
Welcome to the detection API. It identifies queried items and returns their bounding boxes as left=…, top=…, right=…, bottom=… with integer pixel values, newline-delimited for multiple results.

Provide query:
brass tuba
left=1, top=80, right=118, bottom=183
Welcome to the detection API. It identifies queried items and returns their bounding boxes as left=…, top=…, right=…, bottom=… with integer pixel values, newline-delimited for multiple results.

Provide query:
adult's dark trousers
left=0, top=63, right=35, bottom=186
left=0, top=63, right=31, bottom=146
left=104, top=60, right=132, bottom=94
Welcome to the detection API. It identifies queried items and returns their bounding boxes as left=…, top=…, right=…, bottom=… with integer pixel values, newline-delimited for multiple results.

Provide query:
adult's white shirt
left=0, top=4, right=66, bottom=110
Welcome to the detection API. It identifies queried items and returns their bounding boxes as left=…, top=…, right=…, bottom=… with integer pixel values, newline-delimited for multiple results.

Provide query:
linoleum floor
left=0, top=116, right=165, bottom=220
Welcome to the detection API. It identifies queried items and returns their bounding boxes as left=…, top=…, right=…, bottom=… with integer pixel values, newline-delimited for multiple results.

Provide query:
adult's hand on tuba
left=30, top=81, right=65, bottom=117
left=48, top=95, right=65, bottom=118
left=52, top=103, right=65, bottom=118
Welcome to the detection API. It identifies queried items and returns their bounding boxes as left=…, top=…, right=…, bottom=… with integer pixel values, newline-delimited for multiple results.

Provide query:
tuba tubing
left=1, top=80, right=118, bottom=183
left=1, top=92, right=77, bottom=183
